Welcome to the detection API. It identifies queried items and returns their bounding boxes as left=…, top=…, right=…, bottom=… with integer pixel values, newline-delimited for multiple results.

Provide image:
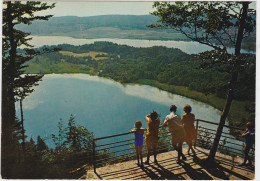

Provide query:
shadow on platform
left=94, top=148, right=254, bottom=180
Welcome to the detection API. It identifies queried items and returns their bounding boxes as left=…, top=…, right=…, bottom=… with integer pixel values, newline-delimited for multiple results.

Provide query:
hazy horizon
left=35, top=2, right=155, bottom=17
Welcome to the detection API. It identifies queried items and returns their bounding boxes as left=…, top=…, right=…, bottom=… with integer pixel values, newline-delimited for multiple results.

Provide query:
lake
left=29, top=36, right=255, bottom=55
left=20, top=36, right=247, bottom=151
left=16, top=74, right=223, bottom=147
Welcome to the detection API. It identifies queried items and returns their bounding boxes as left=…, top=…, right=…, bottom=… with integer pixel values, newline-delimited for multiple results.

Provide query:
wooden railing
left=92, top=119, right=254, bottom=173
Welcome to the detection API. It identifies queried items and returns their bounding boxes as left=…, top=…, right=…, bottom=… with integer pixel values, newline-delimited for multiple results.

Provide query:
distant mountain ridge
left=16, top=15, right=255, bottom=50
left=17, top=15, right=160, bottom=34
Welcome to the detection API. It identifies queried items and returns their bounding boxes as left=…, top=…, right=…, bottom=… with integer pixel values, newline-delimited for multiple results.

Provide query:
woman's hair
left=135, top=120, right=142, bottom=129
left=150, top=111, right=158, bottom=120
left=183, top=104, right=192, bottom=113
left=170, top=105, right=177, bottom=112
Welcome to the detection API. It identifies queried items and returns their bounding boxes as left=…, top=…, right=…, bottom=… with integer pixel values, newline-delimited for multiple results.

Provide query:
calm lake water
left=29, top=36, right=255, bottom=55
left=16, top=74, right=223, bottom=147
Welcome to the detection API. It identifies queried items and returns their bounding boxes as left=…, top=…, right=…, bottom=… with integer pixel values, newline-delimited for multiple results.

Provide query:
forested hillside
left=17, top=15, right=158, bottom=32
left=25, top=42, right=255, bottom=130
left=27, top=42, right=255, bottom=101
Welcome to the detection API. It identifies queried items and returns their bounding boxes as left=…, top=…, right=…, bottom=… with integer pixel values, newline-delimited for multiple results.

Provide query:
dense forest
left=27, top=42, right=255, bottom=101
left=25, top=42, right=255, bottom=129
left=9, top=114, right=104, bottom=179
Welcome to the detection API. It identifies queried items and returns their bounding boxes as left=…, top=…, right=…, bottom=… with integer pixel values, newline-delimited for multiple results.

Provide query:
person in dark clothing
left=239, top=122, right=255, bottom=166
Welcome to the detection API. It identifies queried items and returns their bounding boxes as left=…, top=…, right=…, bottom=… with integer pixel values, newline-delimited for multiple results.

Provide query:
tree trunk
left=207, top=2, right=249, bottom=161
left=20, top=99, right=26, bottom=155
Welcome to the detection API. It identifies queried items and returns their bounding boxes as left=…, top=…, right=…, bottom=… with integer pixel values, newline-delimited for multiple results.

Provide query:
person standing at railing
left=163, top=105, right=186, bottom=163
left=131, top=120, right=145, bottom=167
left=239, top=121, right=255, bottom=166
left=145, top=111, right=160, bottom=164
left=181, top=104, right=196, bottom=156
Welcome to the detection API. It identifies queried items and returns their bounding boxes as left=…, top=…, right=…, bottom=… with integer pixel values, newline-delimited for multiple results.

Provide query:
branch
left=229, top=6, right=240, bottom=16
left=179, top=29, right=222, bottom=50
left=223, top=29, right=235, bottom=44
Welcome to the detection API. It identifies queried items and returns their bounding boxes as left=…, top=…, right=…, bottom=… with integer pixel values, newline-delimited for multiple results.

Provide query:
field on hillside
left=59, top=51, right=109, bottom=60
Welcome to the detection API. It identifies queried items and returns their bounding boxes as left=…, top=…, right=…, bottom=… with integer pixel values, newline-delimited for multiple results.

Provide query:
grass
left=59, top=51, right=108, bottom=60
left=26, top=62, right=95, bottom=75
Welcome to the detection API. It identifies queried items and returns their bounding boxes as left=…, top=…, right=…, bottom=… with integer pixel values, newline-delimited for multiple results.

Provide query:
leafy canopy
left=149, top=2, right=256, bottom=50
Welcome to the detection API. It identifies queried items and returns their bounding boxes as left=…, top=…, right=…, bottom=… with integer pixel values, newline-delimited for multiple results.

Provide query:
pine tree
left=67, top=114, right=80, bottom=151
left=36, top=136, right=48, bottom=151
left=2, top=2, right=55, bottom=178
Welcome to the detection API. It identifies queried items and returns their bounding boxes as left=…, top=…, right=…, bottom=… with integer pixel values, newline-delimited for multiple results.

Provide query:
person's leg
left=172, top=138, right=181, bottom=162
left=176, top=143, right=181, bottom=162
left=172, top=136, right=179, bottom=159
left=135, top=146, right=140, bottom=165
left=179, top=141, right=186, bottom=160
left=145, top=142, right=151, bottom=164
left=244, top=145, right=251, bottom=165
left=190, top=140, right=196, bottom=155
left=173, top=141, right=182, bottom=162
left=139, top=145, right=144, bottom=165
left=186, top=141, right=193, bottom=154
left=153, top=144, right=158, bottom=164
left=186, top=141, right=191, bottom=154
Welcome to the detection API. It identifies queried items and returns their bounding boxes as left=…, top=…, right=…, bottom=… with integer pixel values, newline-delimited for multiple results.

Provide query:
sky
left=36, top=2, right=155, bottom=17
left=36, top=1, right=256, bottom=17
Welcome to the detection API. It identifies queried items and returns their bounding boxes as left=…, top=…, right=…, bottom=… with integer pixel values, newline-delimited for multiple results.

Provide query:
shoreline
left=29, top=35, right=256, bottom=52
left=39, top=73, right=252, bottom=136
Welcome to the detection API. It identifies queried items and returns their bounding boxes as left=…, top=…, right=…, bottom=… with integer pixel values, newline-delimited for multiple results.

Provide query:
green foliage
left=10, top=115, right=95, bottom=179
left=26, top=42, right=255, bottom=102
left=37, top=136, right=48, bottom=151
left=2, top=1, right=56, bottom=100
left=66, top=114, right=94, bottom=152
left=150, top=2, right=256, bottom=160
left=197, top=128, right=214, bottom=150
left=2, top=2, right=55, bottom=178
left=158, top=126, right=171, bottom=152
left=150, top=2, right=256, bottom=49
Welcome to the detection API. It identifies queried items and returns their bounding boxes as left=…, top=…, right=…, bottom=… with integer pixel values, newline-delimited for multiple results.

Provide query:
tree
left=2, top=1, right=55, bottom=177
left=66, top=114, right=94, bottom=152
left=149, top=2, right=256, bottom=161
left=36, top=136, right=48, bottom=151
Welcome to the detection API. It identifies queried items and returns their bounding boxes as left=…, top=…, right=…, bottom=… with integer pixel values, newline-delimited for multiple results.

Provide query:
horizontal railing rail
left=92, top=119, right=254, bottom=173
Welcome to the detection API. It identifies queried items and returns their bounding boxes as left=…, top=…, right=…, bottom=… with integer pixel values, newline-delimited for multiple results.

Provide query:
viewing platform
left=86, top=147, right=254, bottom=180
left=84, top=119, right=254, bottom=180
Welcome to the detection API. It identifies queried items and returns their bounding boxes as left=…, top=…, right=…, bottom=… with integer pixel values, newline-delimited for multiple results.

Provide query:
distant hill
left=17, top=15, right=255, bottom=50
left=17, top=15, right=161, bottom=34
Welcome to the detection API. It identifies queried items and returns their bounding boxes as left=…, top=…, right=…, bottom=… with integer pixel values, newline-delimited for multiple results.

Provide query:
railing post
left=93, top=138, right=96, bottom=173
left=194, top=119, right=199, bottom=148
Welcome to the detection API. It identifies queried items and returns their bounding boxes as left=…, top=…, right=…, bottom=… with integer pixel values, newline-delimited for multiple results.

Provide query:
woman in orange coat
left=181, top=104, right=196, bottom=155
left=145, top=111, right=160, bottom=164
